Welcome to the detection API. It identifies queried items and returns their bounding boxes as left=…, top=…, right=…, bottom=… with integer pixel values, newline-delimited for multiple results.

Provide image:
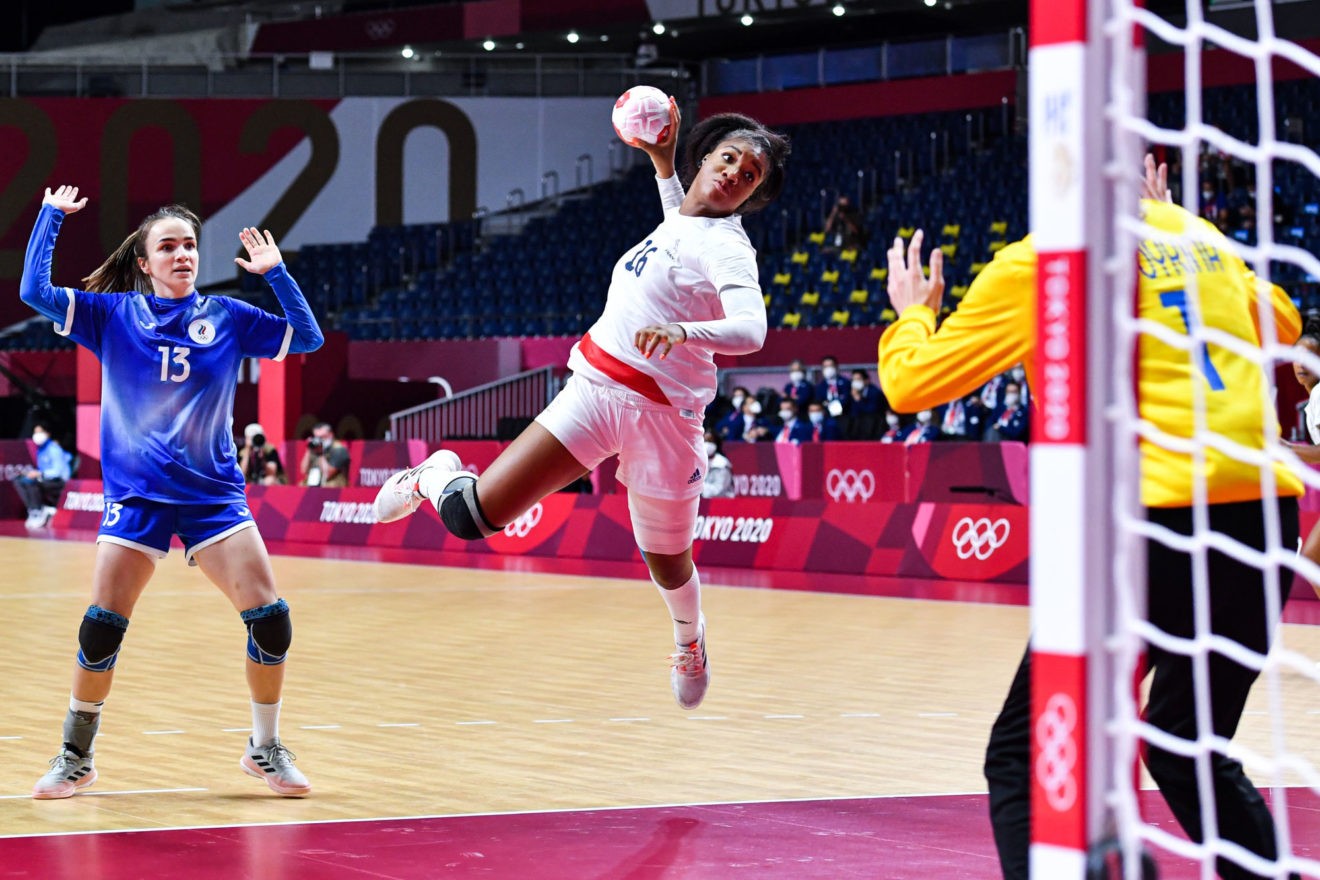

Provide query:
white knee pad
left=627, top=491, right=699, bottom=556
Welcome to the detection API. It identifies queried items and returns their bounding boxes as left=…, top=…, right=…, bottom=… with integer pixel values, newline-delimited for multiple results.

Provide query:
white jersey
left=1307, top=382, right=1320, bottom=444
left=566, top=174, right=767, bottom=414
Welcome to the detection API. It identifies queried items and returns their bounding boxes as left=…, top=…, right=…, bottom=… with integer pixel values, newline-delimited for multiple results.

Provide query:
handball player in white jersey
left=20, top=186, right=324, bottom=798
left=375, top=102, right=789, bottom=709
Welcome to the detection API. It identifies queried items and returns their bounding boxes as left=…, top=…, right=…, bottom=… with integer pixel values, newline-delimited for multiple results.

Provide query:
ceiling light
left=567, top=31, right=580, bottom=44
left=652, top=22, right=666, bottom=35
left=740, top=13, right=754, bottom=25
left=515, top=41, right=525, bottom=49
left=400, top=45, right=414, bottom=59
left=599, top=34, right=609, bottom=42
left=832, top=3, right=845, bottom=15
left=482, top=38, right=495, bottom=51
left=923, top=0, right=936, bottom=5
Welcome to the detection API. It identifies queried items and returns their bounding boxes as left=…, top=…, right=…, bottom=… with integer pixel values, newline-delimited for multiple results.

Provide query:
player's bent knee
left=242, top=598, right=292, bottom=665
left=77, top=605, right=129, bottom=672
left=439, top=477, right=500, bottom=540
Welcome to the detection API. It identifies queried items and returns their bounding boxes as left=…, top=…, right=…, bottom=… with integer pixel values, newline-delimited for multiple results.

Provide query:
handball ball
left=612, top=85, right=672, bottom=146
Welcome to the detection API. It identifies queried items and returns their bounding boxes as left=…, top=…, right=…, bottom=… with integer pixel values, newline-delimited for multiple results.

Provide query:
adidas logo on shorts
left=687, top=469, right=702, bottom=485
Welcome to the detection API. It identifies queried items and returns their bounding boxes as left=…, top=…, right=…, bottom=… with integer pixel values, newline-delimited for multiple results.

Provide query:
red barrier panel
left=349, top=440, right=429, bottom=488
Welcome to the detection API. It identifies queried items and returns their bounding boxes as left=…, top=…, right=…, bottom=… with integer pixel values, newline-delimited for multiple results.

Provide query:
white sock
left=418, top=469, right=463, bottom=509
left=655, top=569, right=702, bottom=645
left=251, top=700, right=282, bottom=748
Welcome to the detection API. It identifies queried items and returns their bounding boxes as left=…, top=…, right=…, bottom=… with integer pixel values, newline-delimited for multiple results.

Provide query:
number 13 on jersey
left=158, top=346, right=191, bottom=382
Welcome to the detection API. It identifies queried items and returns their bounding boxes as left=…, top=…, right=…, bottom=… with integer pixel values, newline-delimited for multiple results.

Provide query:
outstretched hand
left=43, top=185, right=88, bottom=215
left=886, top=229, right=945, bottom=316
left=1141, top=153, right=1172, bottom=203
left=234, top=227, right=282, bottom=275
left=636, top=97, right=681, bottom=179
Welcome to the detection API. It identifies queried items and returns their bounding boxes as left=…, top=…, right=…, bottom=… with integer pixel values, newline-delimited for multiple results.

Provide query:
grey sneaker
left=372, top=450, right=462, bottom=523
left=240, top=737, right=311, bottom=797
left=32, top=748, right=97, bottom=799
left=668, top=618, right=711, bottom=710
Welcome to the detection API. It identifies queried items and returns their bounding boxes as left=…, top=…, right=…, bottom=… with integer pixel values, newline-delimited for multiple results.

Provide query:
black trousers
left=15, top=476, right=63, bottom=512
left=984, top=497, right=1299, bottom=880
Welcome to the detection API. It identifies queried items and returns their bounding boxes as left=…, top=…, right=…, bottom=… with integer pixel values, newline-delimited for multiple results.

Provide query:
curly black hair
left=679, top=112, right=790, bottom=215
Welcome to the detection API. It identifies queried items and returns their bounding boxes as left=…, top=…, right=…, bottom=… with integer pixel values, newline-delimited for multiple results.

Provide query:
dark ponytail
left=82, top=204, right=202, bottom=293
left=1303, top=316, right=1320, bottom=345
left=680, top=112, right=790, bottom=215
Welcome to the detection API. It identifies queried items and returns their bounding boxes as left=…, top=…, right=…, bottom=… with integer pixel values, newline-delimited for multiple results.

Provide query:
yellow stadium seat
left=951, top=284, right=969, bottom=299
left=800, top=290, right=820, bottom=307
left=831, top=309, right=850, bottom=327
left=941, top=223, right=962, bottom=237
left=880, top=308, right=897, bottom=322
left=849, top=289, right=869, bottom=305
left=971, top=261, right=988, bottom=276
left=772, top=272, right=792, bottom=286
left=939, top=243, right=958, bottom=258
left=807, top=231, right=826, bottom=245
left=790, top=251, right=809, bottom=265
left=988, top=240, right=1007, bottom=253
left=781, top=311, right=801, bottom=328
left=763, top=293, right=772, bottom=307
left=869, top=266, right=888, bottom=281
left=839, top=248, right=859, bottom=263
left=989, top=220, right=1008, bottom=234
left=898, top=225, right=916, bottom=238
left=820, top=269, right=840, bottom=285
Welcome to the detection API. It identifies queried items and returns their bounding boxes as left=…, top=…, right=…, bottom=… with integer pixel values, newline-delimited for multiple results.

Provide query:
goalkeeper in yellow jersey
left=879, top=156, right=1303, bottom=880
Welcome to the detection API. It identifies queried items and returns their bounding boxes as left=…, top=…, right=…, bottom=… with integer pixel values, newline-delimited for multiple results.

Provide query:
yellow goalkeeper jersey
left=878, top=200, right=1303, bottom=507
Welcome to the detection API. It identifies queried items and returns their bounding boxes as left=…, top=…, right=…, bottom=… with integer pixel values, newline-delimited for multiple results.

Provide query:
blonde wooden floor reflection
left=1, top=534, right=1316, bottom=839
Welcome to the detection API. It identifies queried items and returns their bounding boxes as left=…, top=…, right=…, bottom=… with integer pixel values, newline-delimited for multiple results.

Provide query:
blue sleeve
left=19, top=205, right=74, bottom=326
left=229, top=263, right=324, bottom=360
left=264, top=263, right=324, bottom=357
left=42, top=443, right=72, bottom=481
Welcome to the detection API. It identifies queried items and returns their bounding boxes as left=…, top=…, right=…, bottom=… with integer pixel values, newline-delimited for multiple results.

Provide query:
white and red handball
left=611, top=85, right=673, bottom=146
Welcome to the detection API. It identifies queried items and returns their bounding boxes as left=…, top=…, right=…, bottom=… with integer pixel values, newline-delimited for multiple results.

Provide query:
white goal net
left=1028, top=0, right=1320, bottom=877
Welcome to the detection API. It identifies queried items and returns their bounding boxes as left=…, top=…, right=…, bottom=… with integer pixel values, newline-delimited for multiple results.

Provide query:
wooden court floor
left=1, top=533, right=1318, bottom=843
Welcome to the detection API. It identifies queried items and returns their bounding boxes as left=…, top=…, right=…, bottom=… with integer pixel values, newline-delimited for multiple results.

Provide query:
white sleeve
left=675, top=284, right=767, bottom=355
left=657, top=174, right=685, bottom=214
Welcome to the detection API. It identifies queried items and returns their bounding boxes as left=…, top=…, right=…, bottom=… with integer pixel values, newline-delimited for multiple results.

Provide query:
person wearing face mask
left=700, top=431, right=734, bottom=499
left=15, top=422, right=71, bottom=528
left=775, top=400, right=813, bottom=445
left=984, top=382, right=1028, bottom=442
left=904, top=408, right=939, bottom=445
left=715, top=385, right=752, bottom=443
left=725, top=394, right=770, bottom=443
left=782, top=359, right=813, bottom=417
left=846, top=368, right=886, bottom=439
left=815, top=355, right=849, bottom=418
left=879, top=410, right=908, bottom=444
left=806, top=402, right=841, bottom=442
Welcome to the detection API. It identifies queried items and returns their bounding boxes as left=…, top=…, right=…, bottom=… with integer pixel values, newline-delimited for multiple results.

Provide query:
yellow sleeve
left=1245, top=272, right=1300, bottom=346
left=878, top=240, right=1037, bottom=412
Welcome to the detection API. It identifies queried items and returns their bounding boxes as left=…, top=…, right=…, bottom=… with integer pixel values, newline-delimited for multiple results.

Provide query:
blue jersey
left=21, top=205, right=324, bottom=505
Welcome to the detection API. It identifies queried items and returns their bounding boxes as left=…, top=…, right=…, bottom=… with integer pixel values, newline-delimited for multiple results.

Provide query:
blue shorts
left=96, top=498, right=256, bottom=567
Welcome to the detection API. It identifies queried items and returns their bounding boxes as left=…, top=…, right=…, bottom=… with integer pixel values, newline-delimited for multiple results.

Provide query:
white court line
left=377, top=722, right=420, bottom=728
left=0, top=787, right=207, bottom=801
left=300, top=725, right=342, bottom=730
left=455, top=721, right=497, bottom=726
left=0, top=736, right=23, bottom=741
left=143, top=730, right=185, bottom=736
left=918, top=713, right=959, bottom=718
left=532, top=719, right=574, bottom=724
left=222, top=728, right=252, bottom=733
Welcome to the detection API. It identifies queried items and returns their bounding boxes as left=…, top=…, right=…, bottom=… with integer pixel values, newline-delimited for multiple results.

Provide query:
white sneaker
left=24, top=511, right=42, bottom=530
left=32, top=748, right=97, bottom=799
left=240, top=737, right=311, bottom=797
left=372, top=450, right=461, bottom=523
left=41, top=506, right=57, bottom=526
left=668, top=617, right=711, bottom=710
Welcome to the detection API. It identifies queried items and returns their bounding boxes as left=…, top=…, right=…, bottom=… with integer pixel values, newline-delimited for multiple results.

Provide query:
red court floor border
left=2, top=790, right=1316, bottom=880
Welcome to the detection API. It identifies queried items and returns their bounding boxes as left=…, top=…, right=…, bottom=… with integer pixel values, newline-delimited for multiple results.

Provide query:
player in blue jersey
left=20, top=185, right=325, bottom=799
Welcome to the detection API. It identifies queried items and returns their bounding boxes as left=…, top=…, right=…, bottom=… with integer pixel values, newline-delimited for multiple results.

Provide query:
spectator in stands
left=714, top=385, right=752, bottom=440
left=904, top=409, right=939, bottom=445
left=701, top=430, right=734, bottom=499
left=239, top=423, right=285, bottom=486
left=721, top=395, right=771, bottom=443
left=806, top=401, right=842, bottom=441
left=775, top=400, right=812, bottom=445
left=822, top=195, right=867, bottom=253
left=849, top=368, right=883, bottom=415
left=985, top=382, right=1028, bottom=442
left=815, top=355, right=849, bottom=417
left=880, top=410, right=907, bottom=444
left=878, top=155, right=1303, bottom=880
left=15, top=422, right=70, bottom=528
left=372, top=106, right=790, bottom=713
left=782, top=359, right=813, bottom=415
left=299, top=423, right=349, bottom=488
left=940, top=395, right=986, bottom=442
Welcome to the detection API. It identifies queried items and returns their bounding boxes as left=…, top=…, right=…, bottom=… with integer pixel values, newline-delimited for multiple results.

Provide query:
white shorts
left=536, top=375, right=707, bottom=502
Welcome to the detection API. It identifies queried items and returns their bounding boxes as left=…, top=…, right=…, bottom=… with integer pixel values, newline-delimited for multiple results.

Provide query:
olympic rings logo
left=1034, top=693, right=1078, bottom=812
left=826, top=468, right=876, bottom=502
left=503, top=503, right=543, bottom=539
left=951, top=516, right=1011, bottom=560
left=365, top=18, right=397, bottom=41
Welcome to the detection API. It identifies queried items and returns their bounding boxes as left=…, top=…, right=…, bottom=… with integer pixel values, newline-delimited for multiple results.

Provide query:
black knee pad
left=77, top=605, right=129, bottom=672
left=242, top=599, right=292, bottom=665
left=439, top=477, right=500, bottom=540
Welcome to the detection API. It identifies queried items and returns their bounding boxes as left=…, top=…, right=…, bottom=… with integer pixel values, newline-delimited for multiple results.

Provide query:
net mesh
left=1103, top=2, right=1320, bottom=877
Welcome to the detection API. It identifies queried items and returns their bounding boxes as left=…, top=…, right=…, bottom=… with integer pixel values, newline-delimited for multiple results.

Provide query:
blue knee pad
left=241, top=599, right=291, bottom=665
left=439, top=476, right=500, bottom=540
left=77, top=605, right=129, bottom=672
